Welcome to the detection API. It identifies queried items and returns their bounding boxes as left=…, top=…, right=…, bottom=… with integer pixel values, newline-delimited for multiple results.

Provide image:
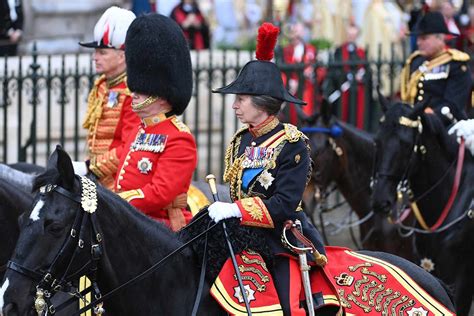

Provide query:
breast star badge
left=258, top=170, right=274, bottom=190
left=137, top=157, right=153, bottom=174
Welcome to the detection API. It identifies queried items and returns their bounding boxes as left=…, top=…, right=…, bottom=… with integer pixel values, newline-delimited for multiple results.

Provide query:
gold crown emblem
left=334, top=273, right=354, bottom=286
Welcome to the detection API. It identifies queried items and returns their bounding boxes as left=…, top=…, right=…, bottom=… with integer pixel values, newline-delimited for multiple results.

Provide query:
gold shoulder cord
left=223, top=135, right=245, bottom=201
left=83, top=85, right=105, bottom=129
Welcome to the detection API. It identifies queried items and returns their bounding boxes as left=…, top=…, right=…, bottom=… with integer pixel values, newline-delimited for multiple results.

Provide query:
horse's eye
left=46, top=222, right=64, bottom=236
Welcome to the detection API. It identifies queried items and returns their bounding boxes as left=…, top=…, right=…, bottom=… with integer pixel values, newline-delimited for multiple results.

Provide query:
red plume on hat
left=255, top=22, right=280, bottom=61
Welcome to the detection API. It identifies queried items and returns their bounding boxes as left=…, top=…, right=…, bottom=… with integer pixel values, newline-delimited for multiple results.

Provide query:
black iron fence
left=0, top=43, right=410, bottom=180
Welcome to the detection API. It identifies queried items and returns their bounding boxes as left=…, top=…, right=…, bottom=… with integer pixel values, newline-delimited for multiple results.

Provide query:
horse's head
left=1, top=146, right=99, bottom=316
left=371, top=96, right=430, bottom=215
left=302, top=99, right=344, bottom=190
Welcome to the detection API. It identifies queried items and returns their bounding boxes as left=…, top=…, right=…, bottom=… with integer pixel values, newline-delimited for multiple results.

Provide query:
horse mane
left=179, top=210, right=273, bottom=281
left=337, top=120, right=373, bottom=144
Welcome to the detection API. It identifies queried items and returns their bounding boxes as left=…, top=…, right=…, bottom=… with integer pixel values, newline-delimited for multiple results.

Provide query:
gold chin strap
left=132, top=96, right=158, bottom=111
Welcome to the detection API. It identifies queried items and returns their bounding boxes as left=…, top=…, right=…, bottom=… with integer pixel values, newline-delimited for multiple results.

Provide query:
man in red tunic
left=72, top=7, right=141, bottom=189
left=115, top=13, right=197, bottom=231
left=281, top=22, right=319, bottom=125
left=170, top=0, right=210, bottom=50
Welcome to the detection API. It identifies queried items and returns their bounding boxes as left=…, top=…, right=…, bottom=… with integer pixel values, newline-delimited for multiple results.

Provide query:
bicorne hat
left=411, top=11, right=457, bottom=36
left=213, top=23, right=306, bottom=105
left=125, top=14, right=193, bottom=115
left=79, top=6, right=136, bottom=50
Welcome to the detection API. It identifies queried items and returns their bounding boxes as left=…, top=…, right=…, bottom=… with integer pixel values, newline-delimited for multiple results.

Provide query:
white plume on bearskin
left=93, top=6, right=136, bottom=49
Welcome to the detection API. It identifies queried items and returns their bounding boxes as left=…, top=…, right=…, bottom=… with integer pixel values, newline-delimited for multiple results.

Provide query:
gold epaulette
left=94, top=74, right=107, bottom=86
left=405, top=50, right=422, bottom=65
left=230, top=125, right=249, bottom=144
left=283, top=123, right=304, bottom=143
left=447, top=48, right=470, bottom=62
left=171, top=116, right=191, bottom=133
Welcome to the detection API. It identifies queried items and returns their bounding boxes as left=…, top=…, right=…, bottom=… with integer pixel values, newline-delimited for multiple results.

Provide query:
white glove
left=208, top=201, right=242, bottom=223
left=465, top=135, right=474, bottom=156
left=448, top=119, right=474, bottom=140
left=71, top=161, right=88, bottom=176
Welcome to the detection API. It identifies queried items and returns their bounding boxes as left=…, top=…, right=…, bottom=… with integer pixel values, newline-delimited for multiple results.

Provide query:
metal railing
left=0, top=43, right=411, bottom=180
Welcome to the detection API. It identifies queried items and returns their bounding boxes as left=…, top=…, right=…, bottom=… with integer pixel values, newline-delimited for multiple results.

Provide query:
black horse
left=302, top=103, right=415, bottom=261
left=371, top=99, right=474, bottom=315
left=1, top=147, right=456, bottom=315
left=0, top=164, right=78, bottom=315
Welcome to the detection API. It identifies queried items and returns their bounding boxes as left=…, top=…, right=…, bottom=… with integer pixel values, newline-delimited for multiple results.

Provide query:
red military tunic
left=115, top=113, right=197, bottom=230
left=83, top=72, right=140, bottom=189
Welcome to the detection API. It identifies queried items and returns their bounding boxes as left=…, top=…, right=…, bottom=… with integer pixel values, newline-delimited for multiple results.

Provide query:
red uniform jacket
left=115, top=114, right=197, bottom=229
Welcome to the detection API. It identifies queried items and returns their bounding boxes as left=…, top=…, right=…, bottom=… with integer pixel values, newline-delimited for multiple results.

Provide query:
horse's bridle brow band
left=399, top=116, right=421, bottom=129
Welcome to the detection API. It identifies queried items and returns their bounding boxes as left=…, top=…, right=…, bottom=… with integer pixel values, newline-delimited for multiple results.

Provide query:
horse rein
left=7, top=177, right=104, bottom=315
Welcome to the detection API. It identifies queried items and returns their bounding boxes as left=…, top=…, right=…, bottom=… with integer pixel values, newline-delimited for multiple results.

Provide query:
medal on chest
left=242, top=146, right=274, bottom=169
left=131, top=133, right=168, bottom=153
left=107, top=91, right=119, bottom=108
left=137, top=157, right=153, bottom=174
left=423, top=64, right=450, bottom=81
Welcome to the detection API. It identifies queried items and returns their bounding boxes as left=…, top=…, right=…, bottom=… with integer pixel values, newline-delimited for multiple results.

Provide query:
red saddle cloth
left=210, top=250, right=283, bottom=315
left=313, top=246, right=454, bottom=316
left=211, top=247, right=455, bottom=316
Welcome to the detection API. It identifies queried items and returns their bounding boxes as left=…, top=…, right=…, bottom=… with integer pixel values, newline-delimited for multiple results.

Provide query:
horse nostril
left=3, top=303, right=19, bottom=316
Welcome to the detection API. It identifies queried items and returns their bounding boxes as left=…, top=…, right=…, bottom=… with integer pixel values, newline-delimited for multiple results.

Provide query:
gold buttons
left=417, top=96, right=423, bottom=101
left=117, top=184, right=121, bottom=190
left=418, top=82, right=423, bottom=88
left=419, top=90, right=424, bottom=95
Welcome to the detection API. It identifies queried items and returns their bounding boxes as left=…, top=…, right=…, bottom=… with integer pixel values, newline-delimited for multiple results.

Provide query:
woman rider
left=209, top=23, right=328, bottom=315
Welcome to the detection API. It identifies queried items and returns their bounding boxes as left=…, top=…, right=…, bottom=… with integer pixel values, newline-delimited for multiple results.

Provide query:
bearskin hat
left=125, top=14, right=193, bottom=115
left=213, top=23, right=305, bottom=105
left=79, top=6, right=136, bottom=50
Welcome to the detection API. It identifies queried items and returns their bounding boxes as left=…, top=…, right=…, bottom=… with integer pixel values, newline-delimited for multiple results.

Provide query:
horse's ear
left=46, top=145, right=61, bottom=171
left=52, top=145, right=75, bottom=190
left=377, top=85, right=390, bottom=113
left=320, top=98, right=332, bottom=124
left=408, top=97, right=431, bottom=120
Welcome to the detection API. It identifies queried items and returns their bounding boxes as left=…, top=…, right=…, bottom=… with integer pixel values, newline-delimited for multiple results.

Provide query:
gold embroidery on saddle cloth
left=336, top=289, right=352, bottom=308
left=382, top=291, right=401, bottom=315
left=361, top=267, right=387, bottom=283
left=238, top=265, right=270, bottom=283
left=349, top=262, right=372, bottom=272
left=352, top=276, right=370, bottom=296
left=235, top=275, right=266, bottom=292
left=334, top=263, right=433, bottom=315
left=361, top=280, right=378, bottom=302
left=347, top=294, right=371, bottom=312
left=240, top=254, right=268, bottom=272
left=368, top=284, right=385, bottom=306
left=390, top=296, right=409, bottom=315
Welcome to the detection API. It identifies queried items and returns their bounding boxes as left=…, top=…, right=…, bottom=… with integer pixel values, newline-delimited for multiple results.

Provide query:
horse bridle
left=371, top=116, right=424, bottom=196
left=7, top=176, right=105, bottom=315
